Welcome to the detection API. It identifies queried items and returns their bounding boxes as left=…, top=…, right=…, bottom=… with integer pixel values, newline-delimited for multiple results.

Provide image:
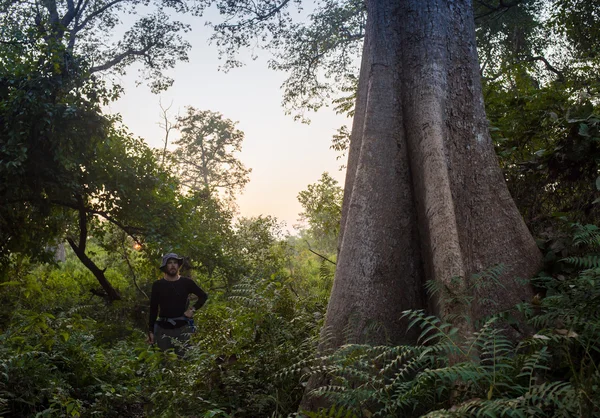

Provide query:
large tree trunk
left=302, top=0, right=541, bottom=408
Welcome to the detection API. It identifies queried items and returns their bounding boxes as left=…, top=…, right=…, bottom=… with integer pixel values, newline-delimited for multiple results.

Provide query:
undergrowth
left=1, top=224, right=599, bottom=417
left=293, top=223, right=600, bottom=417
left=0, top=273, right=323, bottom=417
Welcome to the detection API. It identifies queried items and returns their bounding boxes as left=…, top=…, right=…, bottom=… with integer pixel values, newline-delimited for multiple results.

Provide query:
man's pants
left=154, top=324, right=192, bottom=357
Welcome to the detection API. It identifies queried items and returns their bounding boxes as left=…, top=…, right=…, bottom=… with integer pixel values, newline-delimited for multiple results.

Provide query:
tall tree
left=200, top=0, right=542, bottom=358
left=173, top=107, right=251, bottom=200
left=0, top=0, right=192, bottom=299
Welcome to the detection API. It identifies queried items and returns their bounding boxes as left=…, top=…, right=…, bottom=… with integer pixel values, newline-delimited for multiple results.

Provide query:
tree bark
left=302, top=0, right=541, bottom=409
left=330, top=0, right=426, bottom=350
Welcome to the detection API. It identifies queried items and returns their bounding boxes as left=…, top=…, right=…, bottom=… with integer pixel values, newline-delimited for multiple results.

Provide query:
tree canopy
left=1, top=0, right=192, bottom=92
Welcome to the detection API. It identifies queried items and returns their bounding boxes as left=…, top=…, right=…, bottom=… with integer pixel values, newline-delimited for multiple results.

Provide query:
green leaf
left=579, top=123, right=590, bottom=137
left=0, top=281, right=20, bottom=287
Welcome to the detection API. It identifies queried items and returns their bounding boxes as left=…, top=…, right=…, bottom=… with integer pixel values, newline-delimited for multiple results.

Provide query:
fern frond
left=561, top=255, right=600, bottom=269
left=402, top=310, right=461, bottom=350
left=517, top=346, right=551, bottom=391
left=300, top=404, right=359, bottom=418
left=464, top=317, right=499, bottom=357
left=425, top=279, right=443, bottom=297
left=572, top=223, right=600, bottom=248
left=471, top=264, right=507, bottom=291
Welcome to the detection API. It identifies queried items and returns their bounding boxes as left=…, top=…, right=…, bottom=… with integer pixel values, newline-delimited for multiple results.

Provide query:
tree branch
left=61, top=0, right=77, bottom=28
left=67, top=201, right=121, bottom=302
left=89, top=44, right=153, bottom=73
left=522, top=55, right=565, bottom=81
left=41, top=0, right=60, bottom=26
left=51, top=199, right=144, bottom=243
left=158, top=98, right=175, bottom=168
left=304, top=240, right=336, bottom=265
left=217, top=0, right=291, bottom=31
left=72, top=0, right=129, bottom=34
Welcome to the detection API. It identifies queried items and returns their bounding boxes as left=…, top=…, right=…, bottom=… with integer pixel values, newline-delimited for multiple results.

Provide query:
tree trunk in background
left=67, top=196, right=121, bottom=302
left=302, top=0, right=541, bottom=408
left=68, top=237, right=122, bottom=302
left=54, top=243, right=66, bottom=262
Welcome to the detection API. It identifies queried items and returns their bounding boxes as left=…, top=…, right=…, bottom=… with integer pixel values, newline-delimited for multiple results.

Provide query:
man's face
left=165, top=259, right=180, bottom=275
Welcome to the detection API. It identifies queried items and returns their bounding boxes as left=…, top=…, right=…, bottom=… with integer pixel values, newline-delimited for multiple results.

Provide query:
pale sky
left=106, top=10, right=350, bottom=233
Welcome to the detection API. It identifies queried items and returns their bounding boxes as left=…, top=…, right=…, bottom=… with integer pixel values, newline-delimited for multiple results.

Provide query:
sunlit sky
left=106, top=9, right=350, bottom=233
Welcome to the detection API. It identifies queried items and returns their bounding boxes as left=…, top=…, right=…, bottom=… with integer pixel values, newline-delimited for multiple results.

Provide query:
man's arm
left=191, top=282, right=208, bottom=310
left=184, top=278, right=208, bottom=317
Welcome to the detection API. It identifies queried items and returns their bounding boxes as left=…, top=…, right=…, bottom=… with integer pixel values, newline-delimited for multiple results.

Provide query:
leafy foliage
left=478, top=0, right=600, bottom=232
left=0, top=200, right=335, bottom=417
left=0, top=0, right=197, bottom=298
left=0, top=0, right=192, bottom=92
left=487, top=81, right=600, bottom=232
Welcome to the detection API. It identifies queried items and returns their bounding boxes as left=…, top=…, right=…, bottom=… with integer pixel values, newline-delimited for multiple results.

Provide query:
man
left=148, top=253, right=208, bottom=356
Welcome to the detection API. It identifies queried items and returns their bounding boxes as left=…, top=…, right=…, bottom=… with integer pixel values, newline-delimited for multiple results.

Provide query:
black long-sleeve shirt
left=148, top=277, right=208, bottom=331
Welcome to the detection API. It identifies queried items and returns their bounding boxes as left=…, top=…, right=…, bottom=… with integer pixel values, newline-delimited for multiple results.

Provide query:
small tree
left=174, top=107, right=251, bottom=201
left=297, top=172, right=343, bottom=255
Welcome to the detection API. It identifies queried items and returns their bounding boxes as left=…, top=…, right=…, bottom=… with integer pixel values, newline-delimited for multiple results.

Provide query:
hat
left=159, top=253, right=184, bottom=272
